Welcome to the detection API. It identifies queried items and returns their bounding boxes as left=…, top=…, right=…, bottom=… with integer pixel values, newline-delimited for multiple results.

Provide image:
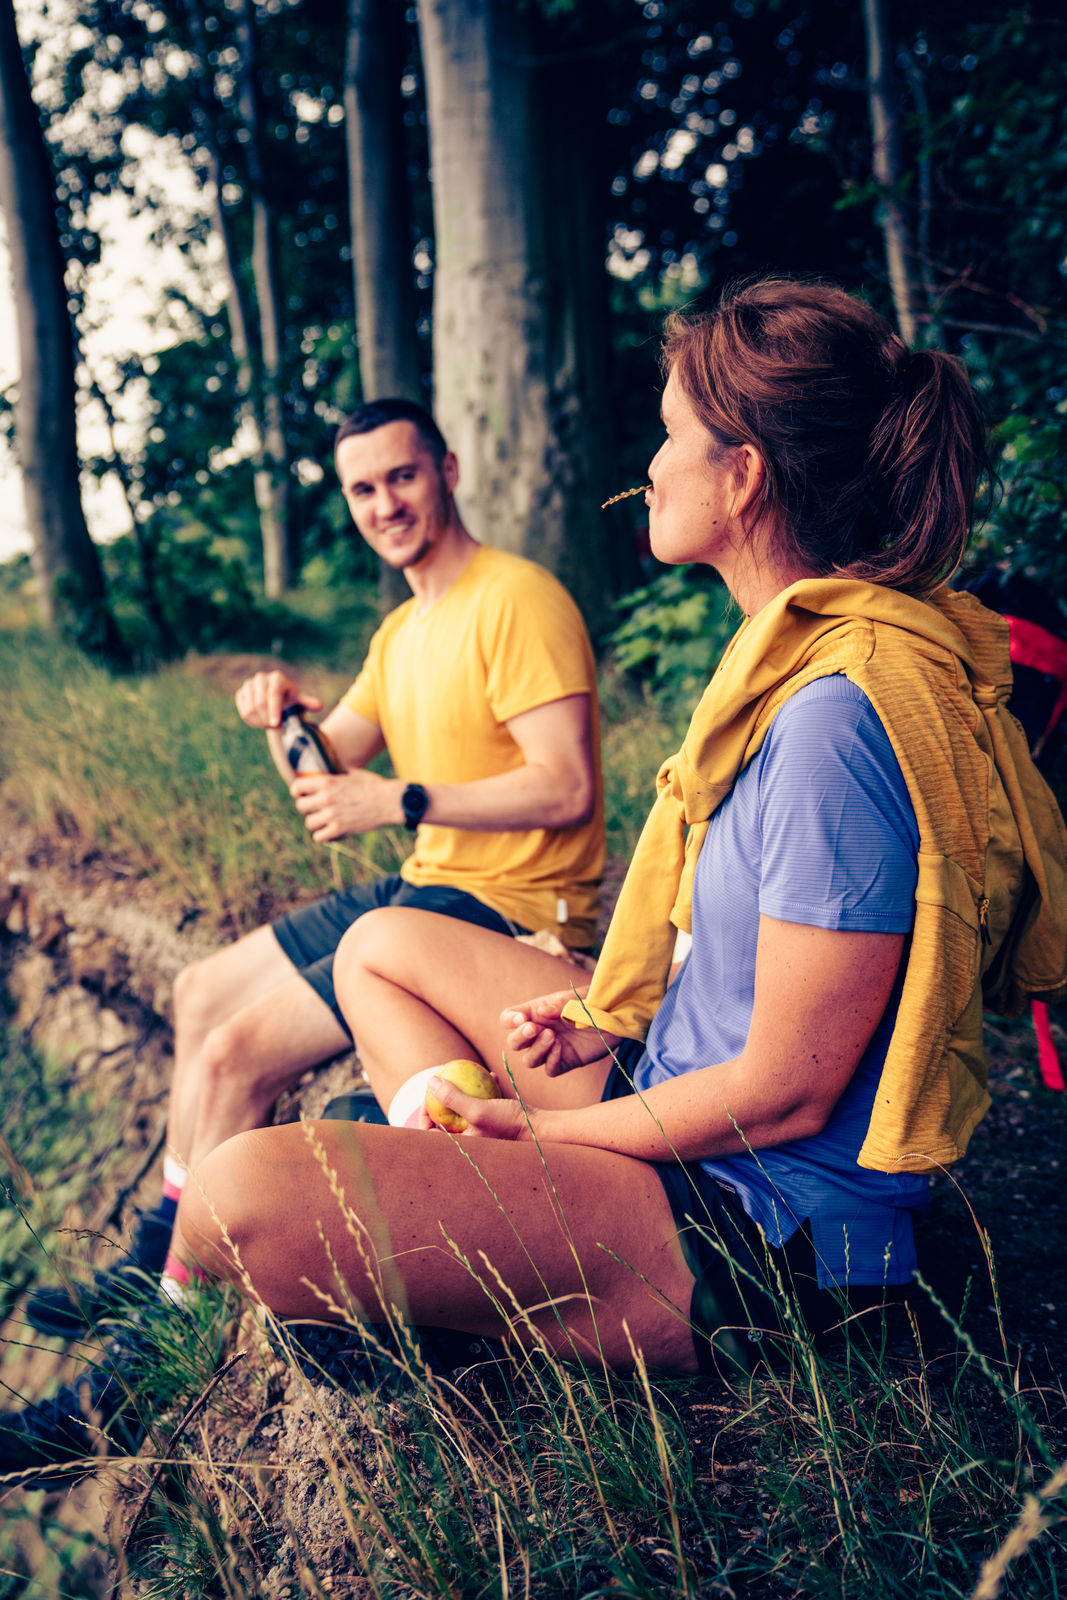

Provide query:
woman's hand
left=499, top=988, right=619, bottom=1078
left=421, top=1078, right=537, bottom=1141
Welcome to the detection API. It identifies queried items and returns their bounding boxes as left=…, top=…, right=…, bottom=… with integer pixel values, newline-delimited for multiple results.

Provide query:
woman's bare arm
left=430, top=915, right=906, bottom=1157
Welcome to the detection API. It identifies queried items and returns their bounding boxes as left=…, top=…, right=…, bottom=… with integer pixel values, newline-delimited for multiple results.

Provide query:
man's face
left=336, top=420, right=459, bottom=572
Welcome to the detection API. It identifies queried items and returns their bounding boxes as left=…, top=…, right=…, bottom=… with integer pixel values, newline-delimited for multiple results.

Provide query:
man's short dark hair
left=334, top=399, right=448, bottom=467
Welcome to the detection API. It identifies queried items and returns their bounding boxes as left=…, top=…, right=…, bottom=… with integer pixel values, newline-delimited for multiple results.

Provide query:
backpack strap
left=1006, top=614, right=1067, bottom=754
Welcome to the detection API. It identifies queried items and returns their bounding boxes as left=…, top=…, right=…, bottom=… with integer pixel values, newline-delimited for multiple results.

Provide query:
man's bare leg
left=167, top=925, right=352, bottom=1171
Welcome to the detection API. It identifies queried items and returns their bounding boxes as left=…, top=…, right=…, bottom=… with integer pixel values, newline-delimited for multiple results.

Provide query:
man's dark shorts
left=273, top=875, right=526, bottom=1036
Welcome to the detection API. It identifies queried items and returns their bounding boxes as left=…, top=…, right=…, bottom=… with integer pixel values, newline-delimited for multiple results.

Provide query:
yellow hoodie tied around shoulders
left=563, top=579, right=1067, bottom=1173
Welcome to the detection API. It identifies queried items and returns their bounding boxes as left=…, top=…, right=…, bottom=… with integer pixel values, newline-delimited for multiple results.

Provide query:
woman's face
left=645, top=370, right=742, bottom=570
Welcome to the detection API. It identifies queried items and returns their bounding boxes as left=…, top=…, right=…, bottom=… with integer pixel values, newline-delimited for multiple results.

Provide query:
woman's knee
left=335, top=906, right=415, bottom=997
left=180, top=1132, right=267, bottom=1285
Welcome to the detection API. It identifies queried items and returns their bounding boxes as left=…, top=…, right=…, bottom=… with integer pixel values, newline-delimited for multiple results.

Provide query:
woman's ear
left=729, top=444, right=767, bottom=523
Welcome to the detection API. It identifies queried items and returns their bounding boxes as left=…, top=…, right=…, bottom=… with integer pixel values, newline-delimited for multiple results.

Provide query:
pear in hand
left=424, top=1059, right=502, bottom=1133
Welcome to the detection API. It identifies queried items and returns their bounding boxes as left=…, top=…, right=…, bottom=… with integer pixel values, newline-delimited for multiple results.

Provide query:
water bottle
left=280, top=706, right=339, bottom=775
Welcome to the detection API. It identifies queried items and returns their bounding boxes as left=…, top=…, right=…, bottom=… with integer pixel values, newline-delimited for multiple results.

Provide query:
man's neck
left=404, top=522, right=480, bottom=611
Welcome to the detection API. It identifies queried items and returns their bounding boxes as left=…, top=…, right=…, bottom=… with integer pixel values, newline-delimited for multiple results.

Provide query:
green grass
left=0, top=631, right=408, bottom=934
left=0, top=1026, right=1061, bottom=1598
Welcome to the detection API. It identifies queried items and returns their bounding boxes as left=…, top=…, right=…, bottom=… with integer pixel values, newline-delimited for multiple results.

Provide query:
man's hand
left=291, top=770, right=403, bottom=842
left=500, top=987, right=617, bottom=1077
left=235, top=669, right=323, bottom=730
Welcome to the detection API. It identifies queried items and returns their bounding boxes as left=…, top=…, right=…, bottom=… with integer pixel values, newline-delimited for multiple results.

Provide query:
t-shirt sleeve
left=479, top=567, right=596, bottom=724
left=757, top=678, right=919, bottom=933
left=338, top=618, right=387, bottom=724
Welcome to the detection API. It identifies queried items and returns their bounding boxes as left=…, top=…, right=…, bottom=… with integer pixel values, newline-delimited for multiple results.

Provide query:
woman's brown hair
left=662, top=278, right=990, bottom=594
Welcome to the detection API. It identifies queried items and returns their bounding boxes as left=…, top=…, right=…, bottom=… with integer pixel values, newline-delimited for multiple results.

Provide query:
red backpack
left=967, top=571, right=1067, bottom=1089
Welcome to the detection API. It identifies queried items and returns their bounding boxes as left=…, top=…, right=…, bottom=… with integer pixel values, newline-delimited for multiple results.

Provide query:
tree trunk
left=179, top=0, right=288, bottom=596
left=344, top=0, right=422, bottom=609
left=85, top=364, right=177, bottom=658
left=236, top=0, right=292, bottom=597
left=417, top=0, right=611, bottom=632
left=862, top=0, right=919, bottom=346
left=0, top=1, right=124, bottom=660
left=344, top=0, right=421, bottom=403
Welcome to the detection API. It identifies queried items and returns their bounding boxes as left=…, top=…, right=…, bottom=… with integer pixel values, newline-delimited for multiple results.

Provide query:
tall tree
left=0, top=0, right=124, bottom=659
left=234, top=0, right=292, bottom=596
left=344, top=0, right=423, bottom=608
left=417, top=0, right=613, bottom=629
left=344, top=0, right=421, bottom=404
left=861, top=0, right=919, bottom=344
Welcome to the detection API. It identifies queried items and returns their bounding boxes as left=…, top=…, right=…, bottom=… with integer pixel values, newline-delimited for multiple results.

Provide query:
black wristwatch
left=401, top=782, right=430, bottom=832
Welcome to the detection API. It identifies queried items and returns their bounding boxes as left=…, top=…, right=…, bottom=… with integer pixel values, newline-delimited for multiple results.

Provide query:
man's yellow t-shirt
left=341, top=546, right=603, bottom=948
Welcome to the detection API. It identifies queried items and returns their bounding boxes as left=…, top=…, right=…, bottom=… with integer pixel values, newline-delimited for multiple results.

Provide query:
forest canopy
left=0, top=0, right=1064, bottom=660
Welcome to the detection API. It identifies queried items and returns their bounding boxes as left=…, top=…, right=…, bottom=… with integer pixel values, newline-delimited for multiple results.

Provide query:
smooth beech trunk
left=417, top=0, right=611, bottom=628
left=862, top=0, right=919, bottom=345
left=344, top=0, right=422, bottom=609
left=0, top=1, right=123, bottom=657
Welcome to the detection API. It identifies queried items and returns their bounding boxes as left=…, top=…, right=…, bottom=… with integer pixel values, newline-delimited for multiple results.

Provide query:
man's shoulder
left=374, top=593, right=419, bottom=638
left=464, top=546, right=582, bottom=611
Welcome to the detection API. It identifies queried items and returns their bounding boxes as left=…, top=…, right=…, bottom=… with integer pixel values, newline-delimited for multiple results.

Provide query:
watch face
left=403, top=784, right=428, bottom=829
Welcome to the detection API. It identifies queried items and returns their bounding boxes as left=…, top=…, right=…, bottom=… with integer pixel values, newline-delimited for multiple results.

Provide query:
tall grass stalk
left=92, top=1125, right=1065, bottom=1599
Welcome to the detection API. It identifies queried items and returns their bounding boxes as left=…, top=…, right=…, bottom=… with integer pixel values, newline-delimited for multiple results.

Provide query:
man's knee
left=198, top=1007, right=285, bottom=1101
left=173, top=947, right=244, bottom=1037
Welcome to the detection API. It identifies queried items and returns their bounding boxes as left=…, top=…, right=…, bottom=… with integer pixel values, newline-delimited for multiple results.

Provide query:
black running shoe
left=277, top=1320, right=506, bottom=1393
left=24, top=1208, right=173, bottom=1339
left=0, top=1334, right=148, bottom=1489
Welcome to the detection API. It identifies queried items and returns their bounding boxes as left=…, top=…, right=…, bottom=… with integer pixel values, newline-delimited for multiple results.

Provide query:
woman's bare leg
left=180, top=1119, right=699, bottom=1373
left=333, top=908, right=612, bottom=1112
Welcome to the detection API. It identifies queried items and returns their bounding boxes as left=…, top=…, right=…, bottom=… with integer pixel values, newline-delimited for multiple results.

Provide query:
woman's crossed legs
left=181, top=1121, right=700, bottom=1372
left=177, top=909, right=701, bottom=1374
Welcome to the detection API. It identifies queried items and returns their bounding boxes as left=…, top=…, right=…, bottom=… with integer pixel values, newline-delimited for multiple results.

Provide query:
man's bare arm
left=290, top=693, right=596, bottom=842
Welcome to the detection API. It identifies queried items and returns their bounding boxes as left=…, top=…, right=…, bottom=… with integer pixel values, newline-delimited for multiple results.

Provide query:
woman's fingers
left=503, top=1021, right=562, bottom=1071
left=499, top=986, right=589, bottom=1031
left=424, top=1078, right=529, bottom=1141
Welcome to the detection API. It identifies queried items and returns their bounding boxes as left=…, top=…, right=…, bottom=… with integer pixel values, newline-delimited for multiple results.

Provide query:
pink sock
left=159, top=1249, right=209, bottom=1307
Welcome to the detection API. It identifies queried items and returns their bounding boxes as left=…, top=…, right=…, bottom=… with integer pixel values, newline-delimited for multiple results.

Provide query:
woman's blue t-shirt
left=634, top=675, right=929, bottom=1288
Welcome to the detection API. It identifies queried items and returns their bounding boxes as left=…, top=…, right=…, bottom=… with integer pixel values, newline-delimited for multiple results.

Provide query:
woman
left=170, top=278, right=1066, bottom=1379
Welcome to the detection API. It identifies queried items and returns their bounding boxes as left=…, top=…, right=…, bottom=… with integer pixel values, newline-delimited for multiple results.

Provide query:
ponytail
left=664, top=280, right=991, bottom=595
left=858, top=346, right=988, bottom=592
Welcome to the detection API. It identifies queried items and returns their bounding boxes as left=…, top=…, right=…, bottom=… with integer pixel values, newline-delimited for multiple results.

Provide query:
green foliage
left=607, top=566, right=739, bottom=707
left=970, top=405, right=1067, bottom=604
left=101, top=523, right=261, bottom=662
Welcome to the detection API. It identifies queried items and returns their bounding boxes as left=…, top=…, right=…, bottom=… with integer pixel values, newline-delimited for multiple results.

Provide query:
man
left=26, top=396, right=603, bottom=1334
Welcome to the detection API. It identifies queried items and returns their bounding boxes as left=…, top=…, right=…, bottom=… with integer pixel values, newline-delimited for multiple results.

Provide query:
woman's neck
left=718, top=526, right=816, bottom=620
